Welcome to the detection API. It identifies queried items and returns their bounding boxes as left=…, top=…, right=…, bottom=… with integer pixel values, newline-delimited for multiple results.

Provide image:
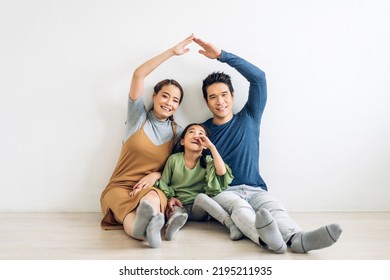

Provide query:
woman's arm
left=129, top=34, right=194, bottom=101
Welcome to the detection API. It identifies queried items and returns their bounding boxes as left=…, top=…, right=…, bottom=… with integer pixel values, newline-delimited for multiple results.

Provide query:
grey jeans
left=171, top=193, right=230, bottom=223
left=212, top=185, right=301, bottom=244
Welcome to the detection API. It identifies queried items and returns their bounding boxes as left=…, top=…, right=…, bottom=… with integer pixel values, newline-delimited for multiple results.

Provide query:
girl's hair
left=174, top=123, right=209, bottom=169
left=150, top=79, right=184, bottom=122
left=202, top=71, right=234, bottom=100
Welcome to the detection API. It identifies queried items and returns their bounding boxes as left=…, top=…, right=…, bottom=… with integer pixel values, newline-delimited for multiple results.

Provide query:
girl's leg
left=192, top=193, right=242, bottom=240
left=213, top=191, right=260, bottom=244
left=165, top=206, right=188, bottom=241
left=123, top=190, right=164, bottom=248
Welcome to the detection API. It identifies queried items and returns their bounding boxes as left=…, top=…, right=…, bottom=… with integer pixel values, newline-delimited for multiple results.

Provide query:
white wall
left=1, top=0, right=389, bottom=212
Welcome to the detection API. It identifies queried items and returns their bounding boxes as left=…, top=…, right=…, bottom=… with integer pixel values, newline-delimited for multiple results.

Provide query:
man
left=194, top=37, right=342, bottom=254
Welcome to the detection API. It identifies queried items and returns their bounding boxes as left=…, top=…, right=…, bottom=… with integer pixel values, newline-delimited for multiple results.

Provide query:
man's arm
left=194, top=37, right=267, bottom=121
left=219, top=50, right=267, bottom=121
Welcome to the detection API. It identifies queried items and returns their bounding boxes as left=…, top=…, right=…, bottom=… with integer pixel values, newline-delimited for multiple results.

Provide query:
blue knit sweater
left=203, top=50, right=268, bottom=190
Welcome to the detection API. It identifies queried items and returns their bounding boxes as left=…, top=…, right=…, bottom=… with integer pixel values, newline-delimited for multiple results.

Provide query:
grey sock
left=291, top=223, right=343, bottom=253
left=165, top=213, right=188, bottom=241
left=224, top=216, right=243, bottom=240
left=132, top=200, right=154, bottom=239
left=255, top=208, right=287, bottom=254
left=145, top=213, right=165, bottom=248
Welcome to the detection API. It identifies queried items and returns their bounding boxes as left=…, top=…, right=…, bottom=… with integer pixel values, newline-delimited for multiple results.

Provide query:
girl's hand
left=196, top=135, right=214, bottom=150
left=166, top=197, right=183, bottom=219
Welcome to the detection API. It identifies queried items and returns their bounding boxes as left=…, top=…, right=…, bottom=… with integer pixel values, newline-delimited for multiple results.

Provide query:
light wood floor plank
left=0, top=212, right=389, bottom=260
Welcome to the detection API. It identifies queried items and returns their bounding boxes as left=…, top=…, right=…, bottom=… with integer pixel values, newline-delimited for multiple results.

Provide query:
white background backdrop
left=1, top=0, right=389, bottom=212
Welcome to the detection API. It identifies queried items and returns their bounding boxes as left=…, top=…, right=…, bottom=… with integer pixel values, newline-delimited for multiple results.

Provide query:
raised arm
left=193, top=37, right=221, bottom=59
left=129, top=34, right=194, bottom=101
left=194, top=36, right=267, bottom=121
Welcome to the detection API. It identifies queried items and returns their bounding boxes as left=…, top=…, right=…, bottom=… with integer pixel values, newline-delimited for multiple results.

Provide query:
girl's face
left=152, top=84, right=181, bottom=120
left=181, top=125, right=207, bottom=152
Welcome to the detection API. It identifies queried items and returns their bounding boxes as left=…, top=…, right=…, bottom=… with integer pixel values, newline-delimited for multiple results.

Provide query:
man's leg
left=249, top=188, right=342, bottom=253
left=249, top=189, right=301, bottom=242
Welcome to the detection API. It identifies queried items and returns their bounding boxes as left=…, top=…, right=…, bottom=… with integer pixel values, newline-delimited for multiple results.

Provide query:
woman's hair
left=174, top=123, right=210, bottom=169
left=149, top=79, right=184, bottom=122
left=153, top=79, right=184, bottom=103
left=201, top=71, right=234, bottom=100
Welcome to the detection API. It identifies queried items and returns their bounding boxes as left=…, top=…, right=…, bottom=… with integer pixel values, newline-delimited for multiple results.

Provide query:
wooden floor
left=0, top=212, right=389, bottom=260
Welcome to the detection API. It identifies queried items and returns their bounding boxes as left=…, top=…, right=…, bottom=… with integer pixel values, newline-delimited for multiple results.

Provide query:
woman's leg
left=123, top=190, right=164, bottom=248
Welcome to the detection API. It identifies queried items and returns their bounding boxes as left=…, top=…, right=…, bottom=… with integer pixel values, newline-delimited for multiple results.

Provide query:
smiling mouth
left=161, top=106, right=171, bottom=112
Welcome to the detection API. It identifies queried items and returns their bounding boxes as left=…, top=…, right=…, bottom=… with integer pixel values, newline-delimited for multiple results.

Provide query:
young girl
left=156, top=123, right=242, bottom=241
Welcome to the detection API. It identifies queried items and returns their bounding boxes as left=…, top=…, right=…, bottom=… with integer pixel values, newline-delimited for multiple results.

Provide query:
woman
left=100, top=34, right=194, bottom=248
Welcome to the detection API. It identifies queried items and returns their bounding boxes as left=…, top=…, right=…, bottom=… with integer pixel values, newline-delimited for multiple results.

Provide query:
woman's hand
left=129, top=172, right=161, bottom=197
left=171, top=33, right=195, bottom=56
left=129, top=34, right=194, bottom=101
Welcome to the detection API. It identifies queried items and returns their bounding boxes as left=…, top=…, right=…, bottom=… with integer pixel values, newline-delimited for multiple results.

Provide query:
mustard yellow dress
left=100, top=121, right=176, bottom=229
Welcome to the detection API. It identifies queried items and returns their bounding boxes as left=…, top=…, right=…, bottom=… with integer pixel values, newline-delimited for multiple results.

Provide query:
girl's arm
left=129, top=34, right=194, bottom=101
left=198, top=135, right=226, bottom=176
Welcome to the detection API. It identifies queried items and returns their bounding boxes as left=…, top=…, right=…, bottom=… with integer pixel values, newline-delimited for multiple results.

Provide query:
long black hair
left=174, top=123, right=210, bottom=169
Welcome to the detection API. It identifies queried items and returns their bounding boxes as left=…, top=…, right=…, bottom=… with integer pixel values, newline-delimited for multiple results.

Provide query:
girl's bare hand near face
left=197, top=135, right=214, bottom=150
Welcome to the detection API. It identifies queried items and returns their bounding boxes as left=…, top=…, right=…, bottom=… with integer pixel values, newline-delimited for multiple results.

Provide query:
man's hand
left=194, top=37, right=222, bottom=59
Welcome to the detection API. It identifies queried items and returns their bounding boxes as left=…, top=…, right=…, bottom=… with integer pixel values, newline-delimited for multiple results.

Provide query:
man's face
left=206, top=82, right=234, bottom=124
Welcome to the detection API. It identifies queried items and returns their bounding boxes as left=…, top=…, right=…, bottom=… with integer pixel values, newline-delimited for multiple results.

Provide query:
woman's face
left=152, top=84, right=181, bottom=120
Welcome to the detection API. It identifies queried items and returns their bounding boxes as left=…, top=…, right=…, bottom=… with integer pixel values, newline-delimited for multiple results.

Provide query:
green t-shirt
left=156, top=153, right=233, bottom=205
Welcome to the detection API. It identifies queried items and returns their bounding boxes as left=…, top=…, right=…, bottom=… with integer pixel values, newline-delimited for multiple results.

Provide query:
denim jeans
left=212, top=185, right=301, bottom=244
